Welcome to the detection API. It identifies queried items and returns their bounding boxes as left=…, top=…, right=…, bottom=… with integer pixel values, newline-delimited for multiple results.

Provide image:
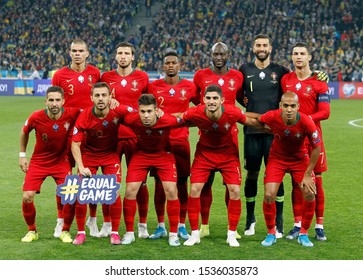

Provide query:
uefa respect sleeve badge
left=56, top=174, right=120, bottom=205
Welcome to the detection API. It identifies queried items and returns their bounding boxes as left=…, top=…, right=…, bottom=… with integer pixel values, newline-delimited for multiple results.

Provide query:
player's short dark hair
left=292, top=42, right=311, bottom=54
left=115, top=42, right=135, bottom=55
left=164, top=51, right=179, bottom=59
left=253, top=34, right=272, bottom=45
left=91, top=82, right=110, bottom=95
left=46, top=86, right=64, bottom=98
left=70, top=38, right=88, bottom=50
left=138, top=94, right=156, bottom=107
left=205, top=84, right=223, bottom=97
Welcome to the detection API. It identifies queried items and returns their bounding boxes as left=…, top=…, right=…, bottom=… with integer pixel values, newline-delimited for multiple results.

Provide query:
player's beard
left=49, top=106, right=61, bottom=115
left=119, top=61, right=131, bottom=69
left=255, top=51, right=270, bottom=62
left=166, top=71, right=177, bottom=78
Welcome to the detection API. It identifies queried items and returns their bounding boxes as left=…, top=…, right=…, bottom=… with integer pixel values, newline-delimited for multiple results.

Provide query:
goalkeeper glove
left=314, top=70, right=329, bottom=83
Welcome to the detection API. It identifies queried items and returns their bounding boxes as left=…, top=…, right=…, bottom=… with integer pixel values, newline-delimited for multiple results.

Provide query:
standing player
left=19, top=86, right=80, bottom=242
left=71, top=82, right=133, bottom=245
left=250, top=92, right=321, bottom=247
left=193, top=42, right=244, bottom=238
left=181, top=85, right=260, bottom=247
left=238, top=34, right=289, bottom=238
left=121, top=94, right=183, bottom=247
left=147, top=51, right=199, bottom=240
left=52, top=38, right=101, bottom=238
left=100, top=42, right=150, bottom=239
left=281, top=42, right=330, bottom=242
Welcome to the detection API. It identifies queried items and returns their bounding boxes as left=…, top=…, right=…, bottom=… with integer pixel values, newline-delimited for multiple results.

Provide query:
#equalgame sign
left=57, top=174, right=120, bottom=205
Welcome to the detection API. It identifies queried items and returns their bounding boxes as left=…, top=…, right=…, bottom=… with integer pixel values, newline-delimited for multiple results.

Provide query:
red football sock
left=177, top=179, right=188, bottom=224
left=56, top=195, right=63, bottom=219
left=301, top=199, right=316, bottom=234
left=62, top=203, right=75, bottom=232
left=137, top=184, right=149, bottom=224
left=154, top=179, right=165, bottom=223
left=200, top=182, right=212, bottom=224
left=102, top=204, right=111, bottom=223
left=123, top=198, right=137, bottom=232
left=187, top=196, right=200, bottom=231
left=89, top=203, right=97, bottom=218
left=110, top=196, right=122, bottom=232
left=292, top=181, right=303, bottom=223
left=263, top=200, right=276, bottom=234
left=228, top=199, right=241, bottom=231
left=75, top=201, right=87, bottom=232
left=167, top=199, right=180, bottom=233
left=22, top=201, right=36, bottom=231
left=315, top=176, right=324, bottom=225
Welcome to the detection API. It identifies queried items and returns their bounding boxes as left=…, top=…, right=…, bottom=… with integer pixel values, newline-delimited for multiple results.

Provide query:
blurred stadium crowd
left=1, top=0, right=362, bottom=81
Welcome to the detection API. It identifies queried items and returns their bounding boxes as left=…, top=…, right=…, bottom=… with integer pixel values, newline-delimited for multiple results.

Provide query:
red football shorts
left=126, top=151, right=177, bottom=183
left=190, top=149, right=242, bottom=185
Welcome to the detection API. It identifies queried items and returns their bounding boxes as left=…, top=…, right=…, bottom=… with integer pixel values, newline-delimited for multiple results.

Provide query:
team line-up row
left=19, top=35, right=330, bottom=248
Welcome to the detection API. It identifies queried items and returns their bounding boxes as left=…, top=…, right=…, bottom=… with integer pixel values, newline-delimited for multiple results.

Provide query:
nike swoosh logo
left=157, top=90, right=163, bottom=93
left=110, top=82, right=116, bottom=85
left=205, top=80, right=213, bottom=83
left=66, top=79, right=73, bottom=82
left=286, top=85, right=293, bottom=87
left=247, top=75, right=254, bottom=78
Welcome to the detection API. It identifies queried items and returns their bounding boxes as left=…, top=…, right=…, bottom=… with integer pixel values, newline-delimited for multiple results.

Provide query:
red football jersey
left=183, top=104, right=246, bottom=152
left=281, top=72, right=330, bottom=131
left=148, top=78, right=198, bottom=142
left=193, top=68, right=243, bottom=105
left=123, top=113, right=184, bottom=153
left=52, top=65, right=100, bottom=109
left=72, top=105, right=133, bottom=156
left=23, top=108, right=80, bottom=165
left=260, top=109, right=321, bottom=161
left=101, top=69, right=149, bottom=139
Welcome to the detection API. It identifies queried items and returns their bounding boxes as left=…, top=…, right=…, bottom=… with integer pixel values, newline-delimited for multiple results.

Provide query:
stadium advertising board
left=339, top=82, right=363, bottom=99
left=0, top=80, right=14, bottom=96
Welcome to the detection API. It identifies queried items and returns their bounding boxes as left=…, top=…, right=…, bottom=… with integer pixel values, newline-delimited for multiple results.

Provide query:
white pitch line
left=348, top=119, right=363, bottom=128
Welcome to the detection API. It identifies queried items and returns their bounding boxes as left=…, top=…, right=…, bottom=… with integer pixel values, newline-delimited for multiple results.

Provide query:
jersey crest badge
left=78, top=75, right=85, bottom=83
left=228, top=79, right=236, bottom=90
left=259, top=72, right=266, bottom=80
left=53, top=123, right=59, bottom=132
left=169, top=88, right=176, bottom=96
left=270, top=72, right=278, bottom=84
left=218, top=78, right=225, bottom=87
left=64, top=122, right=70, bottom=131
left=121, top=79, right=127, bottom=87
left=102, top=120, right=109, bottom=127
left=295, top=83, right=302, bottom=91
left=131, top=80, right=139, bottom=92
left=224, top=122, right=231, bottom=130
left=180, top=89, right=187, bottom=100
